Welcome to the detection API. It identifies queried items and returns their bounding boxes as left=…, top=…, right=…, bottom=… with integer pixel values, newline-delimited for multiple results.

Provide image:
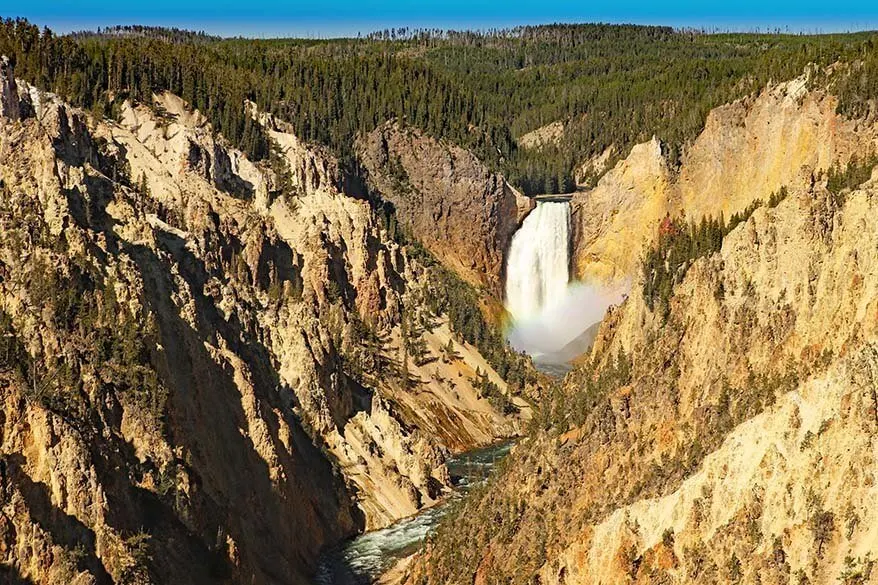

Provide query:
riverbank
left=314, top=441, right=515, bottom=584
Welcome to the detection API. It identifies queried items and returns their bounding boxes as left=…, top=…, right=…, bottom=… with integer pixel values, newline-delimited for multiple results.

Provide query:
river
left=313, top=441, right=514, bottom=585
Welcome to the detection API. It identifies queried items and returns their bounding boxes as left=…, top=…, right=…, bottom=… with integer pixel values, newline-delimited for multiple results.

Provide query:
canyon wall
left=0, top=68, right=523, bottom=584
left=412, top=151, right=878, bottom=585
left=358, top=121, right=533, bottom=297
left=571, top=74, right=878, bottom=285
left=407, top=75, right=878, bottom=585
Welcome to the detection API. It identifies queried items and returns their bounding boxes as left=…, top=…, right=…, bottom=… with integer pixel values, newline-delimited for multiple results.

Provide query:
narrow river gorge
left=314, top=441, right=515, bottom=584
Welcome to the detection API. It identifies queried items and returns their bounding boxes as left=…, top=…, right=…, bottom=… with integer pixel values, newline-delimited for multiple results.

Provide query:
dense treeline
left=826, top=153, right=878, bottom=202
left=419, top=28, right=878, bottom=188
left=364, top=23, right=675, bottom=45
left=3, top=18, right=878, bottom=196
left=0, top=19, right=272, bottom=159
left=68, top=24, right=221, bottom=43
left=828, top=39, right=878, bottom=118
left=0, top=18, right=510, bottom=168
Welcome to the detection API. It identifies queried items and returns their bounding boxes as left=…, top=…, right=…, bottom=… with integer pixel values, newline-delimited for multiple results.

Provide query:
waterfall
left=505, top=201, right=571, bottom=322
left=504, top=200, right=623, bottom=365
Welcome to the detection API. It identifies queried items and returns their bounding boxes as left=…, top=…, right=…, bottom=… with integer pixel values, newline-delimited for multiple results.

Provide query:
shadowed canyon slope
left=0, top=66, right=528, bottom=584
left=358, top=121, right=534, bottom=296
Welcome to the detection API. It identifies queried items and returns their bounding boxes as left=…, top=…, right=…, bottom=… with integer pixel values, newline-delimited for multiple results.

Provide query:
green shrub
left=826, top=154, right=878, bottom=205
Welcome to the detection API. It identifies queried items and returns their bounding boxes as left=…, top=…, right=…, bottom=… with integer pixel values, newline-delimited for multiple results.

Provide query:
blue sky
left=3, top=0, right=878, bottom=37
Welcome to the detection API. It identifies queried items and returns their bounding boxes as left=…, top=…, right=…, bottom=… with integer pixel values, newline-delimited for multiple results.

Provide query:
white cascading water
left=505, top=200, right=624, bottom=364
left=505, top=201, right=571, bottom=322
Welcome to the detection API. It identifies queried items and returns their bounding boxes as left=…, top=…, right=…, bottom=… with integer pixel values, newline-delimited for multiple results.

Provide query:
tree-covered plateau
left=3, top=19, right=878, bottom=195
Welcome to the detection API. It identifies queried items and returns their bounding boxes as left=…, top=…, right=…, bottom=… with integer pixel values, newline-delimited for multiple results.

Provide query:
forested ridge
left=2, top=18, right=878, bottom=195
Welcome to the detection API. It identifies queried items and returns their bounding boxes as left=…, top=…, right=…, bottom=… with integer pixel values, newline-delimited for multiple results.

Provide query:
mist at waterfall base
left=505, top=201, right=624, bottom=365
left=508, top=282, right=624, bottom=362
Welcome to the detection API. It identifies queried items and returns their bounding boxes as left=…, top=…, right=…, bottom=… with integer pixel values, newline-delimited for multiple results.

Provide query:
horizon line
left=8, top=15, right=878, bottom=40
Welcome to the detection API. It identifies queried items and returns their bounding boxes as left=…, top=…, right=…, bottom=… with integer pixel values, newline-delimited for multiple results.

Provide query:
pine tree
left=138, top=173, right=150, bottom=198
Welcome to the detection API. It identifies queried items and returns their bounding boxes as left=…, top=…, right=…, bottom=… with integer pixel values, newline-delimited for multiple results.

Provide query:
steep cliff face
left=407, top=77, right=878, bottom=585
left=357, top=121, right=534, bottom=296
left=571, top=74, right=878, bottom=284
left=570, top=137, right=673, bottom=283
left=536, top=180, right=878, bottom=585
left=0, top=66, right=523, bottom=584
left=1, top=89, right=350, bottom=585
left=677, top=75, right=875, bottom=218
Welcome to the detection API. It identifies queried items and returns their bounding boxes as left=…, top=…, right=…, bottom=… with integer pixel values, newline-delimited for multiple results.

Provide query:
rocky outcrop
left=574, top=145, right=615, bottom=186
left=357, top=121, right=533, bottom=295
left=245, top=100, right=345, bottom=199
left=545, top=343, right=878, bottom=585
left=119, top=95, right=526, bottom=529
left=676, top=75, right=874, bottom=219
left=570, top=74, right=878, bottom=285
left=1, top=92, right=349, bottom=585
left=517, top=121, right=565, bottom=150
left=0, top=82, right=524, bottom=584
left=570, top=136, right=673, bottom=283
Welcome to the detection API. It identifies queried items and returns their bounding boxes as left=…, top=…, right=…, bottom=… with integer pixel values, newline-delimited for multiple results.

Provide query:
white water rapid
left=505, top=200, right=624, bottom=366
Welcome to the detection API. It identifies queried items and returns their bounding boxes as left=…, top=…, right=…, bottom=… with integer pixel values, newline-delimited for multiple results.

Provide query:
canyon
left=406, top=70, right=878, bottom=585
left=2, top=22, right=878, bottom=585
